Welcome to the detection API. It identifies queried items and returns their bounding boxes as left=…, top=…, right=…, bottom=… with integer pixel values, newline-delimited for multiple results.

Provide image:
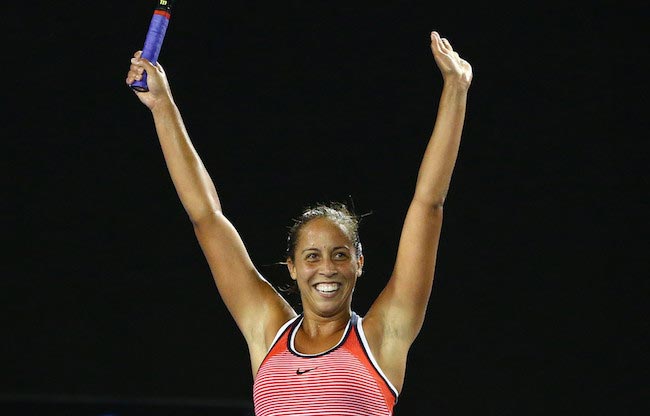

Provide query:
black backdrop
left=3, top=1, right=646, bottom=415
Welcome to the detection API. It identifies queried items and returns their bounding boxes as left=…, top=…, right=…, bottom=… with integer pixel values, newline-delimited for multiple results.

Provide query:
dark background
left=3, top=1, right=646, bottom=415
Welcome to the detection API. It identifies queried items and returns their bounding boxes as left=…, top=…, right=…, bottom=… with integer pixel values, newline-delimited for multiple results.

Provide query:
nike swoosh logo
left=296, top=368, right=315, bottom=375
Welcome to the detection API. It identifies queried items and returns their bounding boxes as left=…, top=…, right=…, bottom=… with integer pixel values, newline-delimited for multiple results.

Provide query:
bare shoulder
left=361, top=310, right=410, bottom=394
left=249, top=298, right=297, bottom=377
left=192, top=211, right=297, bottom=374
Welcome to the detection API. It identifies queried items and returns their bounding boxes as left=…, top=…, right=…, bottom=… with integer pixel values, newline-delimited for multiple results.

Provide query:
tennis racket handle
left=131, top=10, right=171, bottom=92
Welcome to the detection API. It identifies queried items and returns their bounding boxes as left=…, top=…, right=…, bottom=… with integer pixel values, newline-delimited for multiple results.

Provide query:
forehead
left=297, top=217, right=353, bottom=247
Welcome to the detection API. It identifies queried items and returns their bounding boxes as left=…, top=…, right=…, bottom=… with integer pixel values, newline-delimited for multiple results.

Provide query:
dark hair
left=286, top=202, right=363, bottom=262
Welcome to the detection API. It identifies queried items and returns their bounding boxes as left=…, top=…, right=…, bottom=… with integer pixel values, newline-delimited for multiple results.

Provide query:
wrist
left=149, top=95, right=176, bottom=114
left=442, top=77, right=470, bottom=93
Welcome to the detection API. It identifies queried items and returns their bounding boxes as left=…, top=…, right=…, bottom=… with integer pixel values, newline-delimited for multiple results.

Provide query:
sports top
left=253, top=312, right=398, bottom=416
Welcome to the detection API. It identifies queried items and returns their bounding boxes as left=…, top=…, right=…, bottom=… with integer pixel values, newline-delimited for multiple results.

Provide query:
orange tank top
left=253, top=312, right=398, bottom=415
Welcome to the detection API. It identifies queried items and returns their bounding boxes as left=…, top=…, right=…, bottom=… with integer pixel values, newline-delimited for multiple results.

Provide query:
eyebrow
left=300, top=246, right=350, bottom=254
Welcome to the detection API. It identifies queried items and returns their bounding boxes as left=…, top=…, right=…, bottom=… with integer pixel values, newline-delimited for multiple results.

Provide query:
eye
left=333, top=251, right=349, bottom=260
left=305, top=252, right=319, bottom=261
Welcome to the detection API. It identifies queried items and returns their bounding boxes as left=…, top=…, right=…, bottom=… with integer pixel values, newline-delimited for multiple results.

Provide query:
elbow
left=184, top=194, right=223, bottom=226
left=431, top=199, right=445, bottom=211
left=409, top=197, right=445, bottom=223
left=412, top=193, right=446, bottom=213
left=189, top=208, right=223, bottom=228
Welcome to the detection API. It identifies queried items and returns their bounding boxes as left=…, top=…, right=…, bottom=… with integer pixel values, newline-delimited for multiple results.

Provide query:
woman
left=126, top=31, right=472, bottom=415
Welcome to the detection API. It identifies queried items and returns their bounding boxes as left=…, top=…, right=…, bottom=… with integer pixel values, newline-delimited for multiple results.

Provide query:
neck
left=300, top=309, right=351, bottom=338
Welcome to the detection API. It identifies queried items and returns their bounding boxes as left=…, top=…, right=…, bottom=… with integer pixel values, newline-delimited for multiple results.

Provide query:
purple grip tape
left=131, top=12, right=170, bottom=92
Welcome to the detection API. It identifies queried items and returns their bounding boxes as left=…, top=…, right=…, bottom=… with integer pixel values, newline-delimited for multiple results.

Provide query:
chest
left=253, top=349, right=393, bottom=416
left=293, top=328, right=346, bottom=354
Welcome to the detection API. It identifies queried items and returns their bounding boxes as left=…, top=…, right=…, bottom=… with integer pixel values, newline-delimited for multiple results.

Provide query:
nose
left=319, top=258, right=338, bottom=278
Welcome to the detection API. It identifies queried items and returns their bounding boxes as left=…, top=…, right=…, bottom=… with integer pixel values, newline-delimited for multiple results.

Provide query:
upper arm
left=193, top=211, right=296, bottom=349
left=367, top=199, right=443, bottom=345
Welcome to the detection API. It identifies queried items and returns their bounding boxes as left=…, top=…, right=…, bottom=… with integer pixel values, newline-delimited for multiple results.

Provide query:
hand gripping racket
left=130, top=0, right=175, bottom=92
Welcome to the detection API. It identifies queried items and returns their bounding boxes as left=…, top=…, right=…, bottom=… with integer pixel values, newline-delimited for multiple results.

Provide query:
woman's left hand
left=430, top=31, right=473, bottom=90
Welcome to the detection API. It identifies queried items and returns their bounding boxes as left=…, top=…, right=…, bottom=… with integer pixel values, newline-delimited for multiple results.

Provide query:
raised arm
left=125, top=53, right=295, bottom=372
left=365, top=32, right=472, bottom=385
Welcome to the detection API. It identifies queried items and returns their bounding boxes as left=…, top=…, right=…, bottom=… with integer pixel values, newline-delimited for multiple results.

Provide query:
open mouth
left=314, top=282, right=341, bottom=296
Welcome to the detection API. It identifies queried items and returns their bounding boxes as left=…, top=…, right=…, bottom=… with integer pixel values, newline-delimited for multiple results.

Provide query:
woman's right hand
left=125, top=50, right=173, bottom=110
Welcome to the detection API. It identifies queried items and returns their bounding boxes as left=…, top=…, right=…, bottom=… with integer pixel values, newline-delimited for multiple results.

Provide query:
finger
left=441, top=38, right=453, bottom=52
left=430, top=31, right=445, bottom=54
left=126, top=60, right=145, bottom=84
left=129, top=61, right=144, bottom=72
left=134, top=50, right=143, bottom=58
left=139, top=57, right=161, bottom=75
left=130, top=56, right=160, bottom=77
left=130, top=57, right=144, bottom=69
left=126, top=67, right=144, bottom=81
left=430, top=31, right=444, bottom=49
left=130, top=56, right=153, bottom=70
left=126, top=73, right=141, bottom=85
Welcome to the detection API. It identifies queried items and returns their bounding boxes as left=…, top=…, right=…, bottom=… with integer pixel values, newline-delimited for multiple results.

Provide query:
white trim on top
left=357, top=316, right=400, bottom=398
left=289, top=316, right=352, bottom=357
left=267, top=315, right=300, bottom=354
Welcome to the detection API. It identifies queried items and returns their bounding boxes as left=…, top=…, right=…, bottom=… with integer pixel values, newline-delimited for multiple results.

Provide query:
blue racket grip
left=131, top=10, right=171, bottom=92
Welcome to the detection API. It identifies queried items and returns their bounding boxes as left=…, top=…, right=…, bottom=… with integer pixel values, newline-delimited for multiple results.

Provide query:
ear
left=356, top=254, right=364, bottom=277
left=286, top=258, right=297, bottom=281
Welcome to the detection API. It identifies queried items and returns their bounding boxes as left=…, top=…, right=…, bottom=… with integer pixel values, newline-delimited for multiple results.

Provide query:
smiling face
left=286, top=217, right=364, bottom=318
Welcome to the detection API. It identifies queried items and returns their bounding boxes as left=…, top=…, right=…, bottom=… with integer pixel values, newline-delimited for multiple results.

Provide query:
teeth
left=315, top=283, right=340, bottom=293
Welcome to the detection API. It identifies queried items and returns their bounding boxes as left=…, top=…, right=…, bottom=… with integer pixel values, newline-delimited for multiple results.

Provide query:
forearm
left=413, top=81, right=468, bottom=208
left=150, top=98, right=221, bottom=222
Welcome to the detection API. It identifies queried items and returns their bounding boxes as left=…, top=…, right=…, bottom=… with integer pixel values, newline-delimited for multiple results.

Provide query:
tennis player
left=126, top=31, right=472, bottom=415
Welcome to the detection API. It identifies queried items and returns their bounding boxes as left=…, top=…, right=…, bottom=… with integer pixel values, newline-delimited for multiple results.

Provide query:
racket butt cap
left=130, top=85, right=149, bottom=92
